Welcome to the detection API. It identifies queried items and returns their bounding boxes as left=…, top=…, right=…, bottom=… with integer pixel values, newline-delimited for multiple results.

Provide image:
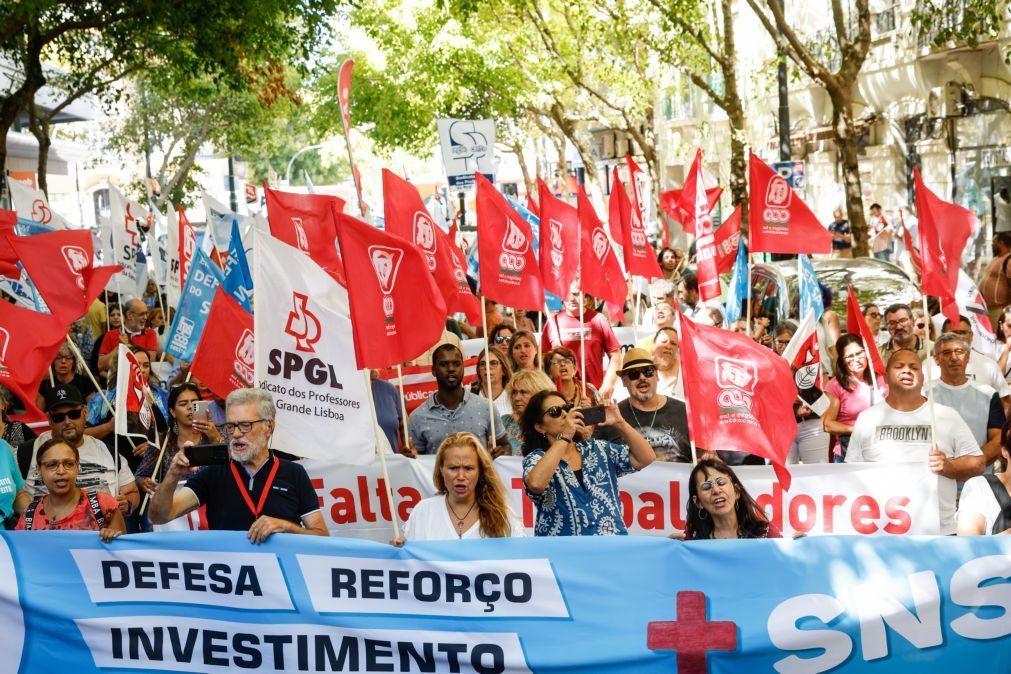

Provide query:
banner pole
left=139, top=371, right=191, bottom=516
left=745, top=253, right=753, bottom=338
left=579, top=291, right=588, bottom=400
left=921, top=294, right=938, bottom=448
left=365, top=370, right=400, bottom=539
left=628, top=275, right=639, bottom=344
left=481, top=305, right=497, bottom=450
left=395, top=364, right=411, bottom=453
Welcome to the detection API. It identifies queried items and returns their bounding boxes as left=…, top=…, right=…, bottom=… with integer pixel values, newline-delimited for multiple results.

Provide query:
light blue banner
left=2, top=531, right=1011, bottom=673
left=798, top=253, right=824, bottom=323
left=222, top=217, right=253, bottom=312
left=725, top=242, right=748, bottom=324
left=164, top=248, right=223, bottom=361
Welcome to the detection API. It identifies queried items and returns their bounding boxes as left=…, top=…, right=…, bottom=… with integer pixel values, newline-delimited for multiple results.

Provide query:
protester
left=638, top=301, right=675, bottom=350
left=541, top=280, right=621, bottom=399
left=146, top=306, right=167, bottom=350
left=148, top=387, right=329, bottom=542
left=936, top=316, right=1011, bottom=406
left=89, top=303, right=122, bottom=375
left=652, top=327, right=684, bottom=400
left=502, top=369, right=555, bottom=455
left=512, top=308, right=536, bottom=333
left=544, top=346, right=596, bottom=407
left=847, top=350, right=984, bottom=534
left=912, top=308, right=929, bottom=341
left=97, top=299, right=160, bottom=373
left=37, top=344, right=97, bottom=412
left=677, top=272, right=706, bottom=321
left=84, top=298, right=109, bottom=346
left=639, top=278, right=676, bottom=328
left=392, top=432, right=524, bottom=544
left=828, top=208, right=853, bottom=258
left=868, top=203, right=893, bottom=261
left=730, top=319, right=748, bottom=334
left=956, top=422, right=1011, bottom=535
left=754, top=315, right=773, bottom=348
left=980, top=232, right=1011, bottom=327
left=521, top=390, right=655, bottom=536
left=996, top=306, right=1011, bottom=382
left=488, top=323, right=515, bottom=350
left=683, top=458, right=780, bottom=540
left=142, top=278, right=161, bottom=309
left=508, top=330, right=540, bottom=371
left=596, top=348, right=690, bottom=463
left=823, top=334, right=888, bottom=463
left=772, top=321, right=797, bottom=357
left=862, top=303, right=886, bottom=345
left=0, top=423, right=28, bottom=528
left=657, top=247, right=685, bottom=282
left=370, top=372, right=404, bottom=454
left=16, top=438, right=125, bottom=541
left=0, top=386, right=36, bottom=478
left=880, top=303, right=927, bottom=362
left=472, top=345, right=513, bottom=416
left=409, top=344, right=510, bottom=457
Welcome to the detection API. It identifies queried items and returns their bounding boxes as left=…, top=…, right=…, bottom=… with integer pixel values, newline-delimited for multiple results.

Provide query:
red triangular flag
left=678, top=150, right=722, bottom=301
left=0, top=300, right=69, bottom=418
left=526, top=192, right=540, bottom=218
left=914, top=168, right=974, bottom=326
left=678, top=313, right=796, bottom=489
left=846, top=284, right=885, bottom=376
left=611, top=168, right=662, bottom=280
left=7, top=229, right=97, bottom=322
left=714, top=205, right=743, bottom=274
left=537, top=179, right=580, bottom=299
left=576, top=187, right=626, bottom=309
left=337, top=211, right=448, bottom=369
left=264, top=184, right=347, bottom=285
left=433, top=224, right=481, bottom=324
left=475, top=173, right=543, bottom=310
left=748, top=152, right=832, bottom=254
left=190, top=289, right=255, bottom=399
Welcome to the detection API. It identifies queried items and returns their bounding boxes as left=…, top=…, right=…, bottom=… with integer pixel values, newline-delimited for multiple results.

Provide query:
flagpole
left=578, top=291, right=588, bottom=400
left=628, top=275, right=639, bottom=344
left=745, top=253, right=753, bottom=338
left=395, top=364, right=411, bottom=453
left=140, top=371, right=191, bottom=517
left=364, top=370, right=400, bottom=539
left=63, top=336, right=135, bottom=453
left=921, top=293, right=938, bottom=449
left=480, top=305, right=498, bottom=450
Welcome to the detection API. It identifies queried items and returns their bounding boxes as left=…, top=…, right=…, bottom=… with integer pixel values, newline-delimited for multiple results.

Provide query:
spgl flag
left=165, top=249, right=223, bottom=362
left=475, top=173, right=543, bottom=310
left=677, top=150, right=721, bottom=301
left=537, top=179, right=579, bottom=299
left=678, top=313, right=797, bottom=489
left=253, top=230, right=374, bottom=464
left=164, top=205, right=197, bottom=311
left=724, top=242, right=748, bottom=324
left=610, top=168, right=662, bottom=280
left=337, top=211, right=447, bottom=369
left=114, top=344, right=154, bottom=438
left=263, top=184, right=347, bottom=286
left=748, top=152, right=832, bottom=254
left=190, top=289, right=255, bottom=399
left=223, top=218, right=253, bottom=313
left=7, top=178, right=72, bottom=229
left=108, top=186, right=140, bottom=295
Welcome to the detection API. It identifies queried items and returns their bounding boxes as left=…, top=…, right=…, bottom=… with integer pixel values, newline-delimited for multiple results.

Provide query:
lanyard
left=229, top=457, right=280, bottom=519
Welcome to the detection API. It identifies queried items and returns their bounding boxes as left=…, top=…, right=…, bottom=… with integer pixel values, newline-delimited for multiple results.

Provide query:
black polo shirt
left=184, top=453, right=321, bottom=531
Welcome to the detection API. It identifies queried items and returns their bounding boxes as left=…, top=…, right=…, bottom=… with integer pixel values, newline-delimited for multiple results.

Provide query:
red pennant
left=748, top=152, right=832, bottom=254
left=678, top=313, right=796, bottom=489
left=679, top=150, right=722, bottom=301
left=337, top=210, right=448, bottom=369
left=0, top=300, right=68, bottom=418
left=846, top=285, right=885, bottom=376
left=611, top=168, right=662, bottom=280
left=659, top=187, right=722, bottom=236
left=537, top=179, right=580, bottom=299
left=264, top=184, right=347, bottom=285
left=7, top=229, right=97, bottom=321
left=714, top=205, right=743, bottom=274
left=914, top=168, right=974, bottom=326
left=190, top=289, right=255, bottom=399
left=576, top=187, right=626, bottom=309
left=381, top=170, right=481, bottom=323
left=475, top=173, right=543, bottom=310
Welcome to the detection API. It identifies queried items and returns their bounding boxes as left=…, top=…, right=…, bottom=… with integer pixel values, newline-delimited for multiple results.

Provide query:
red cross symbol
left=647, top=591, right=738, bottom=674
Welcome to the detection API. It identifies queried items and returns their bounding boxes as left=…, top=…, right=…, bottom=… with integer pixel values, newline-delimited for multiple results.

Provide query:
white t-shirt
left=929, top=352, right=1010, bottom=400
left=847, top=400, right=981, bottom=534
left=26, top=433, right=136, bottom=498
left=957, top=475, right=1009, bottom=534
left=478, top=391, right=512, bottom=417
left=403, top=494, right=526, bottom=541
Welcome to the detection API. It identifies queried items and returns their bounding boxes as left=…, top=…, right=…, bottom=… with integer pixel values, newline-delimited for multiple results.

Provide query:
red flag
left=0, top=211, right=21, bottom=278
left=611, top=168, right=662, bottom=280
left=475, top=173, right=543, bottom=310
left=576, top=187, right=626, bottom=310
left=678, top=313, right=796, bottom=489
left=526, top=193, right=539, bottom=218
left=190, top=289, right=255, bottom=399
left=714, top=205, right=743, bottom=274
left=660, top=187, right=722, bottom=237
left=337, top=211, right=448, bottom=369
left=178, top=207, right=196, bottom=286
left=7, top=229, right=96, bottom=321
left=537, top=179, right=580, bottom=299
left=264, top=184, right=347, bottom=285
left=678, top=150, right=721, bottom=301
left=900, top=211, right=922, bottom=272
left=382, top=170, right=481, bottom=323
left=748, top=152, right=832, bottom=254
left=0, top=300, right=68, bottom=418
left=914, top=168, right=974, bottom=326
left=846, top=285, right=885, bottom=376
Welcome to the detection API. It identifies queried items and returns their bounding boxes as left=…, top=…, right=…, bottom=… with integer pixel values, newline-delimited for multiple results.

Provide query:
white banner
left=107, top=187, right=139, bottom=297
left=437, top=118, right=496, bottom=189
left=164, top=203, right=181, bottom=310
left=7, top=178, right=72, bottom=229
left=253, top=230, right=374, bottom=464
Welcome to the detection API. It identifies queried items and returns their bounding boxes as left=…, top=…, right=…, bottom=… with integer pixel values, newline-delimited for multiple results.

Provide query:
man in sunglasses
left=25, top=385, right=139, bottom=516
left=596, top=349, right=690, bottom=463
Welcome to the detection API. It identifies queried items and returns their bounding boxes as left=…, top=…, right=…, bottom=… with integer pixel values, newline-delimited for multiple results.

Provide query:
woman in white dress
left=392, top=432, right=525, bottom=543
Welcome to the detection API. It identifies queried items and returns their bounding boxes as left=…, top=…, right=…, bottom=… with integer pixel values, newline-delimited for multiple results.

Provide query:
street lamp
left=286, top=143, right=324, bottom=186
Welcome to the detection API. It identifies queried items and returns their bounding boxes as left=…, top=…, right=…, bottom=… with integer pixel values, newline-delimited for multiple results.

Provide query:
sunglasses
left=49, top=408, right=84, bottom=423
left=541, top=403, right=574, bottom=419
left=494, top=335, right=511, bottom=344
left=624, top=366, right=656, bottom=380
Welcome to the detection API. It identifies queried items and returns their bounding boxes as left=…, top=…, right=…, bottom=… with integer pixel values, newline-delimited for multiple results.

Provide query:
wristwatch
left=556, top=434, right=573, bottom=444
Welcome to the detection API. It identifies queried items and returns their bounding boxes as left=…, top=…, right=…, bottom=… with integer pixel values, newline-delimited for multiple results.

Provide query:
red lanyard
left=229, top=458, right=280, bottom=519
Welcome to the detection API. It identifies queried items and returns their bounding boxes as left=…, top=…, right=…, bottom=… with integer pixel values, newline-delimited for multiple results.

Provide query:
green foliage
left=912, top=0, right=1010, bottom=50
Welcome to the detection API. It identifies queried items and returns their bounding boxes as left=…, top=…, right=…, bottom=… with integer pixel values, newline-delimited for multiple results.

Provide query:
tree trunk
left=28, top=104, right=52, bottom=197
left=720, top=0, right=749, bottom=228
left=829, top=87, right=869, bottom=257
left=0, top=28, right=46, bottom=184
left=511, top=140, right=535, bottom=199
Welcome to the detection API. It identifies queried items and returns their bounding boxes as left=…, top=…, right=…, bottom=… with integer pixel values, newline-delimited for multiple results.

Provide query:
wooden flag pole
left=364, top=370, right=400, bottom=539
left=395, top=364, right=411, bottom=453
left=139, top=371, right=192, bottom=516
left=480, top=306, right=498, bottom=448
left=745, top=253, right=753, bottom=338
left=921, top=294, right=938, bottom=449
left=578, top=291, right=588, bottom=399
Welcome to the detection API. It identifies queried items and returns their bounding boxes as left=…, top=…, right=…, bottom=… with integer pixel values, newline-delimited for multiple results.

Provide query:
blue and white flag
left=222, top=218, right=253, bottom=312
left=165, top=248, right=223, bottom=361
left=798, top=253, right=824, bottom=323
left=725, top=242, right=749, bottom=323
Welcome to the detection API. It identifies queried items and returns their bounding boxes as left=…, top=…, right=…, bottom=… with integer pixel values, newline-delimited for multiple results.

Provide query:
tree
left=912, top=1, right=1011, bottom=49
left=745, top=0, right=873, bottom=255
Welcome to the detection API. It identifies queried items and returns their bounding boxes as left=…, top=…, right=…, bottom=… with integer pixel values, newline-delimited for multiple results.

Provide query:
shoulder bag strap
left=85, top=490, right=107, bottom=530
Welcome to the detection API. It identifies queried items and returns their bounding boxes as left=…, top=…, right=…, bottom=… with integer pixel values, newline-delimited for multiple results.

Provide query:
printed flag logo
left=369, top=245, right=404, bottom=323
left=715, top=356, right=757, bottom=413
left=292, top=217, right=310, bottom=253
left=764, top=176, right=791, bottom=228
left=500, top=220, right=528, bottom=273
left=124, top=203, right=140, bottom=247
left=284, top=292, right=321, bottom=353
left=549, top=219, right=565, bottom=278
left=31, top=200, right=52, bottom=225
left=127, top=354, right=152, bottom=430
left=0, top=327, right=8, bottom=372
left=412, top=211, right=438, bottom=270
left=61, top=245, right=89, bottom=290
left=591, top=228, right=609, bottom=261
left=629, top=207, right=647, bottom=248
left=233, top=328, right=255, bottom=385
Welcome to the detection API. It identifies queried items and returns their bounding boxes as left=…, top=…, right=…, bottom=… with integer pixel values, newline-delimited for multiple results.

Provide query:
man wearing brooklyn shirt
left=847, top=349, right=983, bottom=534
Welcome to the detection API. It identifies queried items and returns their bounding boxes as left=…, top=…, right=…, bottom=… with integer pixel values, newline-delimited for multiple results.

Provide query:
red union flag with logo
left=678, top=313, right=797, bottom=489
left=677, top=150, right=722, bottom=301
left=190, top=289, right=255, bottom=399
left=475, top=173, right=543, bottom=310
left=337, top=212, right=447, bottom=369
left=263, top=184, right=347, bottom=286
left=114, top=344, right=154, bottom=438
left=748, top=152, right=832, bottom=254
left=610, top=168, right=662, bottom=280
left=576, top=187, right=626, bottom=310
left=0, top=300, right=67, bottom=419
left=253, top=230, right=374, bottom=463
left=537, top=179, right=579, bottom=298
left=714, top=205, right=743, bottom=274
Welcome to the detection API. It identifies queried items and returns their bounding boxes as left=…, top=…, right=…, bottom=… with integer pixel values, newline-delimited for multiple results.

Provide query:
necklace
left=445, top=498, right=477, bottom=538
left=629, top=397, right=663, bottom=429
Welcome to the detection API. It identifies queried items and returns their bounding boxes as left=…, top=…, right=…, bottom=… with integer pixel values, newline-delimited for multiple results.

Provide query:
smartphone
left=191, top=400, right=211, bottom=423
left=576, top=405, right=606, bottom=425
left=185, top=443, right=229, bottom=467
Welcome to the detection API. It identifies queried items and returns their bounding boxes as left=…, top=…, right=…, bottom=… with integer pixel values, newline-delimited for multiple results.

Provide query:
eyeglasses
left=843, top=350, right=866, bottom=361
left=478, top=359, right=501, bottom=368
left=54, top=354, right=74, bottom=361
left=698, top=476, right=730, bottom=492
left=493, top=335, right=511, bottom=344
left=40, top=459, right=77, bottom=472
left=549, top=357, right=575, bottom=367
left=774, top=339, right=792, bottom=347
left=220, top=419, right=270, bottom=435
left=886, top=317, right=911, bottom=328
left=49, top=409, right=84, bottom=423
left=541, top=403, right=573, bottom=420
left=624, top=366, right=657, bottom=380
left=939, top=348, right=968, bottom=358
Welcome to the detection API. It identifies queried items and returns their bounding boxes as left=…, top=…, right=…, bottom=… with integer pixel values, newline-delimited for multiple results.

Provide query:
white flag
left=107, top=187, right=140, bottom=297
left=165, top=203, right=182, bottom=310
left=253, top=230, right=375, bottom=463
left=956, top=268, right=998, bottom=358
left=8, top=178, right=72, bottom=229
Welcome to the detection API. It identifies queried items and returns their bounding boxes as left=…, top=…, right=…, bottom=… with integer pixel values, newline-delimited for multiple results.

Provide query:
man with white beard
left=149, top=388, right=328, bottom=543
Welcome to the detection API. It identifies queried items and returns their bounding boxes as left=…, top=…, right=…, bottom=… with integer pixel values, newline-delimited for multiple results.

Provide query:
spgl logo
left=368, top=245, right=404, bottom=324
left=284, top=293, right=321, bottom=352
left=269, top=294, right=344, bottom=389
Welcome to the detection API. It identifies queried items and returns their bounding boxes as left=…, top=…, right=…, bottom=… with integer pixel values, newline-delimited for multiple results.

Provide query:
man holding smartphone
left=148, top=388, right=328, bottom=543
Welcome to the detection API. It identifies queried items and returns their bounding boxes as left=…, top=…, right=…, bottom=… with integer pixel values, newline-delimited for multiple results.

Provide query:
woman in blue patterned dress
left=521, top=390, right=655, bottom=536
